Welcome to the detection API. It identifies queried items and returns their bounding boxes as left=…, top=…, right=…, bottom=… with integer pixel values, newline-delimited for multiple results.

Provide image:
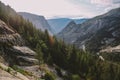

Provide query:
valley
left=0, top=1, right=120, bottom=80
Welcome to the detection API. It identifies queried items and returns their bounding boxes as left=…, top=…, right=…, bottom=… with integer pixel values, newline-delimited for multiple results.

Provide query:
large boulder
left=100, top=45, right=120, bottom=53
left=6, top=46, right=38, bottom=66
left=0, top=20, right=23, bottom=46
left=0, top=20, right=38, bottom=66
left=9, top=46, right=36, bottom=57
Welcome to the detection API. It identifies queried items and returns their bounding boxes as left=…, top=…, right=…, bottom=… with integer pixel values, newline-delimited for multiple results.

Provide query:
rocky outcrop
left=6, top=46, right=38, bottom=66
left=100, top=45, right=120, bottom=53
left=10, top=46, right=36, bottom=57
left=0, top=20, right=23, bottom=46
left=0, top=19, right=37, bottom=66
left=0, top=13, right=40, bottom=80
left=0, top=20, right=14, bottom=34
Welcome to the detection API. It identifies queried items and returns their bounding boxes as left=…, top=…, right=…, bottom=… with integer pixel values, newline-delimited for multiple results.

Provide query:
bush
left=71, top=74, right=81, bottom=80
left=43, top=72, right=56, bottom=80
left=12, top=65, right=32, bottom=76
left=6, top=67, right=12, bottom=73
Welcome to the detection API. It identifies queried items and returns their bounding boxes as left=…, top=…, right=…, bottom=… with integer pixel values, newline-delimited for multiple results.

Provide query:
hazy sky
left=1, top=0, right=120, bottom=19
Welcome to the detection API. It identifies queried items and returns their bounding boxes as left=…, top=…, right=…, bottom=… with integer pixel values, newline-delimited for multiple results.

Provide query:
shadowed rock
left=6, top=46, right=38, bottom=66
left=0, top=20, right=24, bottom=46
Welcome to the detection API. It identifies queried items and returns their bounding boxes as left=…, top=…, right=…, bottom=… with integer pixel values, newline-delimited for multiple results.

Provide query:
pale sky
left=1, top=0, right=120, bottom=19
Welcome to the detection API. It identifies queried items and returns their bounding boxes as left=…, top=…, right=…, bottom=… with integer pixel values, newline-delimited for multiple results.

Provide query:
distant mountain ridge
left=47, top=18, right=87, bottom=34
left=19, top=12, right=53, bottom=34
left=57, top=8, right=120, bottom=52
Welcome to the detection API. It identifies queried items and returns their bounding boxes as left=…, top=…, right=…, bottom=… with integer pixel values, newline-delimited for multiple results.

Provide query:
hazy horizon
left=1, top=0, right=120, bottom=19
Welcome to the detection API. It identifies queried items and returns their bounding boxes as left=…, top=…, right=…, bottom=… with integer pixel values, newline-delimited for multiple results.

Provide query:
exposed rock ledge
left=0, top=33, right=23, bottom=46
left=100, top=45, right=120, bottom=53
left=0, top=19, right=24, bottom=46
left=11, top=46, right=36, bottom=57
left=6, top=46, right=38, bottom=66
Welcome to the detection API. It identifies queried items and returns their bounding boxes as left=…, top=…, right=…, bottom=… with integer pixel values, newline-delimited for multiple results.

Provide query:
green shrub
left=43, top=72, right=56, bottom=80
left=12, top=65, right=32, bottom=76
left=71, top=74, right=81, bottom=80
left=6, top=67, right=12, bottom=73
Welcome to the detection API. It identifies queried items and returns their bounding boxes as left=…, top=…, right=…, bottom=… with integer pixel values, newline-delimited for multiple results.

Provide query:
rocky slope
left=19, top=12, right=53, bottom=35
left=57, top=8, right=120, bottom=52
left=0, top=63, right=30, bottom=80
left=0, top=20, right=23, bottom=46
left=0, top=19, right=39, bottom=79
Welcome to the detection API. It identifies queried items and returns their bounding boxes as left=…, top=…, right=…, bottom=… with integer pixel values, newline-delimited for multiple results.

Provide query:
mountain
left=19, top=12, right=53, bottom=34
left=74, top=18, right=88, bottom=24
left=47, top=18, right=87, bottom=34
left=57, top=8, right=120, bottom=52
left=57, top=21, right=78, bottom=43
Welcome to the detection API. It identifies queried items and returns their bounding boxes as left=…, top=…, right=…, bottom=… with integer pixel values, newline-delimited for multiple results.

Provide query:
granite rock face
left=0, top=19, right=38, bottom=66
left=0, top=20, right=23, bottom=46
left=7, top=46, right=38, bottom=66
left=100, top=45, right=120, bottom=53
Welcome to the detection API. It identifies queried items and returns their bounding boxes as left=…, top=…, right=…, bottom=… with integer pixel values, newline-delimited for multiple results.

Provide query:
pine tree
left=35, top=43, right=43, bottom=65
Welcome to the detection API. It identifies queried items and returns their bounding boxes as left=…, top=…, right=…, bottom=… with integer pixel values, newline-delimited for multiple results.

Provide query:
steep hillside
left=0, top=20, right=23, bottom=46
left=85, top=8, right=120, bottom=51
left=0, top=19, right=39, bottom=79
left=58, top=8, right=120, bottom=52
left=48, top=18, right=87, bottom=34
left=19, top=12, right=53, bottom=34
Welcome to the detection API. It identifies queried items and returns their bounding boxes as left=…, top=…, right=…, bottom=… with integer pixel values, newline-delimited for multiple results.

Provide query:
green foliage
left=101, top=52, right=120, bottom=64
left=71, top=74, right=81, bottom=80
left=12, top=65, right=32, bottom=76
left=43, top=72, right=56, bottom=80
left=36, top=79, right=45, bottom=80
left=35, top=42, right=44, bottom=65
left=6, top=67, right=12, bottom=73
